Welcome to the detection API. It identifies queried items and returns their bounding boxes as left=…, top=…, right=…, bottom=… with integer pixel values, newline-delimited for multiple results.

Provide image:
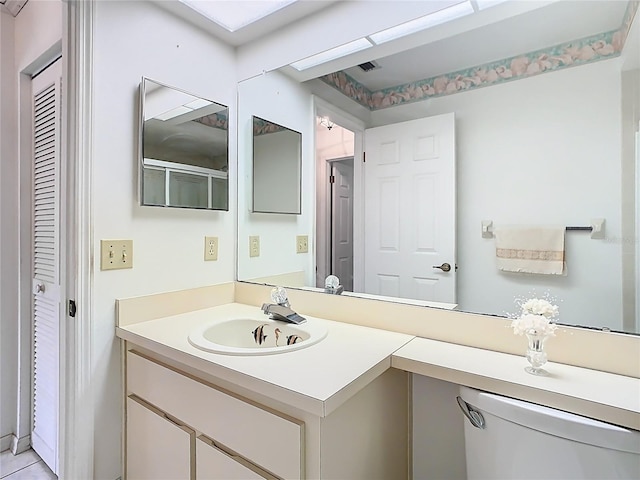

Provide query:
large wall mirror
left=252, top=116, right=302, bottom=214
left=140, top=78, right=229, bottom=210
left=237, top=1, right=640, bottom=335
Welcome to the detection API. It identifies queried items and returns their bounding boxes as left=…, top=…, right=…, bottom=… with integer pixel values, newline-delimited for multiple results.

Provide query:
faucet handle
left=325, top=275, right=340, bottom=289
left=324, top=275, right=343, bottom=294
left=270, top=286, right=289, bottom=307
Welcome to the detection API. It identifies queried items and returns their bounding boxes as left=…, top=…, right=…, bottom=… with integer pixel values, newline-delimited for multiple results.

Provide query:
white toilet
left=458, top=386, right=640, bottom=479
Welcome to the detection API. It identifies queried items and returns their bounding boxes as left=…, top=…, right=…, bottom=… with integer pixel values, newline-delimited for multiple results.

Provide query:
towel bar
left=481, top=218, right=605, bottom=239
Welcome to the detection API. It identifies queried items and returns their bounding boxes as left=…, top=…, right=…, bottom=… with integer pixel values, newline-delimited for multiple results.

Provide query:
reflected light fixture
left=368, top=1, right=475, bottom=45
left=318, top=117, right=334, bottom=130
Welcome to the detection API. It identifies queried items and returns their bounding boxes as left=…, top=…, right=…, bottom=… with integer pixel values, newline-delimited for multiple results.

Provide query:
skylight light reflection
left=179, top=0, right=298, bottom=32
left=368, top=1, right=475, bottom=45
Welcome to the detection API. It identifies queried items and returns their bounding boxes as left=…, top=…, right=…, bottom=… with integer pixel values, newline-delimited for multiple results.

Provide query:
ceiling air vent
left=358, top=61, right=380, bottom=72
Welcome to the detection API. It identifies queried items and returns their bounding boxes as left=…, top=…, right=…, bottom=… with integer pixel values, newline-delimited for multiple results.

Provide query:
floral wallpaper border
left=320, top=1, right=638, bottom=111
left=252, top=117, right=288, bottom=136
left=193, top=111, right=228, bottom=130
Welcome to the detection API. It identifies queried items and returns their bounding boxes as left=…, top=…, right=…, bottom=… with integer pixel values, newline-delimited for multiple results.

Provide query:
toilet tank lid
left=459, top=386, right=640, bottom=455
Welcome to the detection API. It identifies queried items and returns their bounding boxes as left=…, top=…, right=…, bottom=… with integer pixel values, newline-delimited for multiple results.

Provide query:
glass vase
left=524, top=329, right=549, bottom=376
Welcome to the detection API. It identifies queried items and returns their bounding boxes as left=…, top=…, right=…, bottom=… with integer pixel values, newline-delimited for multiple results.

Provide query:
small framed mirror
left=140, top=78, right=229, bottom=210
left=252, top=116, right=302, bottom=214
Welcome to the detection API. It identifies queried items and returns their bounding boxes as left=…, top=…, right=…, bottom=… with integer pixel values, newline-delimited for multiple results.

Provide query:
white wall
left=372, top=59, right=623, bottom=329
left=92, top=1, right=236, bottom=476
left=0, top=0, right=63, bottom=449
left=237, top=70, right=315, bottom=285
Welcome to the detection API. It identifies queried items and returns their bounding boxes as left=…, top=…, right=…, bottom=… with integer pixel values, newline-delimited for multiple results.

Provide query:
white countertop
left=392, top=337, right=640, bottom=430
left=117, top=302, right=414, bottom=417
left=117, top=300, right=640, bottom=429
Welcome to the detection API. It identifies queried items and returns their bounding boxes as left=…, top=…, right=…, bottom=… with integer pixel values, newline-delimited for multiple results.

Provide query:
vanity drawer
left=127, top=351, right=303, bottom=479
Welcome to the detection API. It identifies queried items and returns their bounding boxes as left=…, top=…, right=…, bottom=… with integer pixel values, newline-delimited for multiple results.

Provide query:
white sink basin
left=188, top=317, right=328, bottom=355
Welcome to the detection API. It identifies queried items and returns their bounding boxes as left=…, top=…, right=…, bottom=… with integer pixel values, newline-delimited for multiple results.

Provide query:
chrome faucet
left=261, top=287, right=306, bottom=324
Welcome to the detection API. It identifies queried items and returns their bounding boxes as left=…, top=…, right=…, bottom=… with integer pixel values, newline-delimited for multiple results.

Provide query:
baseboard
left=0, top=434, right=11, bottom=452
left=10, top=434, right=30, bottom=455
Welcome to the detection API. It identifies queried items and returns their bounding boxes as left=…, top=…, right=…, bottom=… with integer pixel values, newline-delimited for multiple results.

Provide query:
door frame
left=313, top=97, right=365, bottom=290
left=58, top=1, right=95, bottom=477
left=16, top=2, right=93, bottom=476
left=16, top=39, right=64, bottom=462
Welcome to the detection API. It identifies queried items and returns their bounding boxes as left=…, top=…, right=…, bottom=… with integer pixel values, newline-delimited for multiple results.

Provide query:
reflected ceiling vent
left=358, top=61, right=380, bottom=72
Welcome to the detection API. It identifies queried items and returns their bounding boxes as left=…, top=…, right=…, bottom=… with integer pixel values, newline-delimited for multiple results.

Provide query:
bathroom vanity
left=116, top=283, right=640, bottom=479
left=118, top=302, right=412, bottom=479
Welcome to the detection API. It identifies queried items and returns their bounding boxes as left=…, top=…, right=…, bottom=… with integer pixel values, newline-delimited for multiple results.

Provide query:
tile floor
left=0, top=449, right=56, bottom=479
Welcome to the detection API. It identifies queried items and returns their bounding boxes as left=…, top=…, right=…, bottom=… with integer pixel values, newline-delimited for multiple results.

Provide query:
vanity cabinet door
left=196, top=436, right=276, bottom=480
left=127, top=351, right=303, bottom=479
left=127, top=396, right=194, bottom=480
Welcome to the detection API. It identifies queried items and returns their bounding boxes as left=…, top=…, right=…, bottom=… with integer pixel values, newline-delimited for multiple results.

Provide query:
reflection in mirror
left=252, top=116, right=302, bottom=214
left=237, top=1, right=640, bottom=334
left=140, top=78, right=229, bottom=210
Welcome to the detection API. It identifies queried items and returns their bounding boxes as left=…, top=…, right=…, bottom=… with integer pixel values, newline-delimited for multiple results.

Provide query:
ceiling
left=342, top=0, right=630, bottom=91
left=151, top=0, right=338, bottom=47
left=150, top=1, right=633, bottom=88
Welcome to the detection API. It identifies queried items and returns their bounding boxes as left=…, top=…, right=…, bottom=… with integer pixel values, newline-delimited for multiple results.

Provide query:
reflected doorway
left=315, top=115, right=356, bottom=291
left=329, top=157, right=354, bottom=292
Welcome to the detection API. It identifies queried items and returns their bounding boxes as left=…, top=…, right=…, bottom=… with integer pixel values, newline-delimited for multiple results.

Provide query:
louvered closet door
left=30, top=59, right=61, bottom=475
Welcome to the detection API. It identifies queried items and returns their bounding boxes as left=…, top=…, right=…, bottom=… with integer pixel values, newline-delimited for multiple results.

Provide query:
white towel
left=494, top=227, right=565, bottom=275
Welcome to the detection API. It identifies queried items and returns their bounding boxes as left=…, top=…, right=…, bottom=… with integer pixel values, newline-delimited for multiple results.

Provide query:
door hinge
left=329, top=175, right=335, bottom=184
left=68, top=299, right=77, bottom=317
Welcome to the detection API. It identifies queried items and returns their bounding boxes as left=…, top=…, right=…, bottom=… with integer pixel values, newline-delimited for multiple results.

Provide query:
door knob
left=432, top=263, right=451, bottom=272
left=34, top=283, right=45, bottom=294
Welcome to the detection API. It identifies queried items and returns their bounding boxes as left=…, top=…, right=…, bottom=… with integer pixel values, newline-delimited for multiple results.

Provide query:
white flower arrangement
left=511, top=298, right=559, bottom=336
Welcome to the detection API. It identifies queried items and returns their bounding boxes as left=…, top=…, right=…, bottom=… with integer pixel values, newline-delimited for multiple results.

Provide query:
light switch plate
left=100, top=239, right=133, bottom=270
left=249, top=235, right=260, bottom=257
left=204, top=236, right=218, bottom=261
left=296, top=235, right=308, bottom=254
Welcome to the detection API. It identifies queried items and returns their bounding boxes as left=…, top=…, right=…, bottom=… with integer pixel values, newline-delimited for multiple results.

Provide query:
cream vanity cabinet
left=126, top=350, right=302, bottom=479
left=124, top=348, right=408, bottom=479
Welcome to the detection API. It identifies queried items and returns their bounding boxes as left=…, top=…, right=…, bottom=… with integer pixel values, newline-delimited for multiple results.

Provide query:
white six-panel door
left=364, top=113, right=456, bottom=303
left=30, top=59, right=62, bottom=474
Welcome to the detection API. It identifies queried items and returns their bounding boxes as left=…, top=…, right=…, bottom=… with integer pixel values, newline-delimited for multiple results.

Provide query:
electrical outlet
left=296, top=235, right=308, bottom=254
left=204, top=236, right=218, bottom=261
left=249, top=235, right=260, bottom=257
left=100, top=239, right=133, bottom=270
